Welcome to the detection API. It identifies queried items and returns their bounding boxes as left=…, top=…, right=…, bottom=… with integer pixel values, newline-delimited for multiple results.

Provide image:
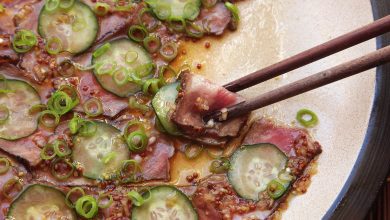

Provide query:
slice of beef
left=140, top=135, right=175, bottom=181
left=173, top=72, right=247, bottom=146
left=196, top=2, right=232, bottom=35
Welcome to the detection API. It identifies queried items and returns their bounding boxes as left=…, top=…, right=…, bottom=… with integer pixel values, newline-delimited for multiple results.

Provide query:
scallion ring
left=83, top=97, right=103, bottom=117
left=138, top=8, right=159, bottom=31
left=128, top=25, right=148, bottom=43
left=53, top=140, right=72, bottom=157
left=120, top=159, right=141, bottom=183
left=0, top=105, right=9, bottom=124
left=296, top=109, right=319, bottom=128
left=65, top=187, right=85, bottom=208
left=59, top=84, right=79, bottom=101
left=127, top=190, right=151, bottom=207
left=142, top=78, right=160, bottom=94
left=126, top=131, right=148, bottom=153
left=59, top=0, right=75, bottom=9
left=185, top=21, right=204, bottom=38
left=267, top=179, right=288, bottom=199
left=168, top=19, right=186, bottom=32
left=125, top=51, right=138, bottom=64
left=50, top=158, right=75, bottom=180
left=93, top=42, right=111, bottom=58
left=209, top=158, right=230, bottom=174
left=68, top=114, right=82, bottom=134
left=47, top=91, right=77, bottom=115
left=29, top=104, right=47, bottom=115
left=143, top=35, right=161, bottom=53
left=0, top=3, right=5, bottom=13
left=97, top=193, right=113, bottom=209
left=153, top=2, right=171, bottom=20
left=0, top=157, right=10, bottom=175
left=45, top=36, right=62, bottom=55
left=114, top=5, right=132, bottom=12
left=12, top=29, right=37, bottom=53
left=123, top=120, right=145, bottom=137
left=58, top=60, right=76, bottom=77
left=225, top=2, right=240, bottom=30
left=2, top=178, right=23, bottom=199
left=39, top=110, right=60, bottom=128
left=128, top=96, right=150, bottom=113
left=45, top=0, right=60, bottom=12
left=79, top=120, right=97, bottom=137
left=40, top=144, right=56, bottom=160
left=184, top=143, right=203, bottom=159
left=75, top=195, right=98, bottom=219
left=159, top=42, right=178, bottom=62
left=94, top=2, right=110, bottom=16
left=135, top=63, right=155, bottom=78
left=183, top=2, right=200, bottom=20
left=112, top=68, right=129, bottom=86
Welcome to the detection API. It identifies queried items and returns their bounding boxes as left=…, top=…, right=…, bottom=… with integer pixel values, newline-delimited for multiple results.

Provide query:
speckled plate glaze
left=175, top=0, right=390, bottom=219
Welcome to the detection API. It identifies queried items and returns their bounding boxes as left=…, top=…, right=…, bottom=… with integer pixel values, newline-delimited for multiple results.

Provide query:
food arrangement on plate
left=0, top=0, right=323, bottom=219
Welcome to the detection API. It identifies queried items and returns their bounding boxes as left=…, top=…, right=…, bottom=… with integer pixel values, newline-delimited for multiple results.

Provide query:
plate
left=174, top=0, right=390, bottom=219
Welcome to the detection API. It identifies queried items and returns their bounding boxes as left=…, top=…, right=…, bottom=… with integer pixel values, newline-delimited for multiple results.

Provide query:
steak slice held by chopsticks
left=173, top=72, right=247, bottom=146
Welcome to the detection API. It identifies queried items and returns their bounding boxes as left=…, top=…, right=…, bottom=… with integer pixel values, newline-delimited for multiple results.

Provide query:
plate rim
left=324, top=1, right=390, bottom=219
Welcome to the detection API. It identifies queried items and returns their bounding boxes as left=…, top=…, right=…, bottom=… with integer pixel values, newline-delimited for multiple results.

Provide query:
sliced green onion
left=112, top=68, right=129, bottom=86
left=185, top=21, right=204, bottom=38
left=0, top=157, right=10, bottom=175
left=159, top=42, right=178, bottom=62
left=126, top=131, right=148, bottom=153
left=267, top=179, right=288, bottom=199
left=135, top=63, right=155, bottom=78
left=114, top=4, right=132, bottom=12
left=65, top=187, right=85, bottom=208
left=143, top=35, right=161, bottom=53
left=83, top=97, right=103, bottom=117
left=153, top=2, right=171, bottom=20
left=45, top=0, right=60, bottom=12
left=59, top=84, right=79, bottom=101
left=0, top=4, right=5, bottom=13
left=45, top=36, right=62, bottom=55
left=201, top=0, right=217, bottom=8
left=72, top=16, right=87, bottom=32
left=158, top=65, right=177, bottom=85
left=94, top=2, right=110, bottom=16
left=183, top=2, right=200, bottom=20
left=128, top=25, right=148, bottom=43
left=0, top=105, right=9, bottom=124
left=79, top=120, right=97, bottom=137
left=168, top=19, right=186, bottom=32
left=142, top=78, right=160, bottom=94
left=93, top=43, right=111, bottom=58
left=138, top=8, right=159, bottom=31
left=50, top=158, right=75, bottom=180
left=129, top=96, right=150, bottom=112
left=75, top=195, right=98, bottom=219
left=124, top=120, right=146, bottom=137
left=29, top=104, right=47, bottom=115
left=68, top=114, right=82, bottom=134
left=2, top=178, right=23, bottom=199
left=53, top=140, right=72, bottom=157
left=59, top=0, right=75, bottom=9
left=184, top=143, right=203, bottom=159
left=47, top=90, right=78, bottom=115
left=102, top=152, right=117, bottom=164
left=209, top=158, right=230, bottom=174
left=125, top=51, right=138, bottom=64
left=12, top=29, right=37, bottom=53
left=120, top=159, right=141, bottom=183
left=225, top=2, right=240, bottom=30
left=296, top=109, right=319, bottom=128
left=39, top=110, right=60, bottom=128
left=58, top=60, right=76, bottom=77
left=96, top=61, right=117, bottom=75
left=127, top=190, right=151, bottom=207
left=97, top=193, right=113, bottom=209
left=40, top=144, right=56, bottom=160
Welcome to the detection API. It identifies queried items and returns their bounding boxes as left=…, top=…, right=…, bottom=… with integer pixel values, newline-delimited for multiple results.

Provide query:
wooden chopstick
left=205, top=45, right=390, bottom=122
left=224, top=15, right=390, bottom=92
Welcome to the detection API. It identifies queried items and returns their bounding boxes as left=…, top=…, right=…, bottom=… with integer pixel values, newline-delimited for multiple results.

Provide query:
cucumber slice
left=0, top=79, right=41, bottom=140
left=146, top=0, right=201, bottom=21
left=132, top=186, right=198, bottom=220
left=92, top=39, right=152, bottom=97
left=72, top=122, right=130, bottom=180
left=38, top=0, right=98, bottom=54
left=7, top=184, right=77, bottom=220
left=152, top=82, right=181, bottom=135
left=228, top=143, right=288, bottom=201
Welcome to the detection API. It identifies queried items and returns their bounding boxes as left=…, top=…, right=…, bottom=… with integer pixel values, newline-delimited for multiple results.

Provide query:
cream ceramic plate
left=174, top=0, right=381, bottom=219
